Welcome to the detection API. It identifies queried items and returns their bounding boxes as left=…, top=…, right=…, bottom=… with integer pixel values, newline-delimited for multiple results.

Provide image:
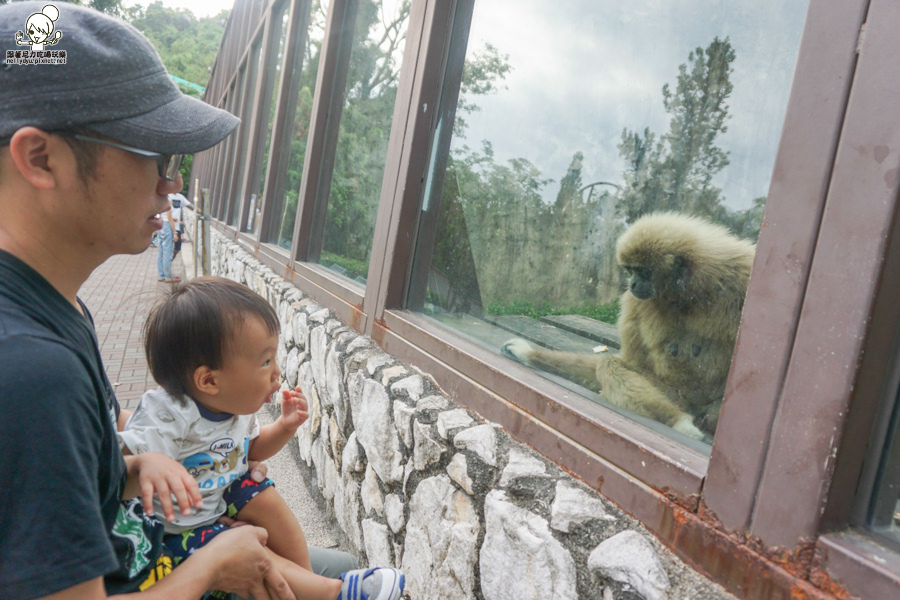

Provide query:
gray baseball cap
left=0, top=2, right=238, bottom=153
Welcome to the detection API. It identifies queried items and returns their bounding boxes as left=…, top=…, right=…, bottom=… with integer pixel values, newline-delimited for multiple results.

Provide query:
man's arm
left=37, top=526, right=295, bottom=600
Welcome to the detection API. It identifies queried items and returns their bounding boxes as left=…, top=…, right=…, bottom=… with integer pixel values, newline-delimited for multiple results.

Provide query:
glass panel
left=410, top=0, right=808, bottom=449
left=245, top=1, right=291, bottom=236
left=228, top=40, right=262, bottom=227
left=868, top=379, right=900, bottom=547
left=267, top=0, right=331, bottom=250
left=318, top=0, right=410, bottom=283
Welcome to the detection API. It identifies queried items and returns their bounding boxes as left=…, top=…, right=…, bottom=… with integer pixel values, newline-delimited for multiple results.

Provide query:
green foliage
left=46, top=1, right=125, bottom=16
left=126, top=2, right=226, bottom=92
left=124, top=2, right=227, bottom=188
left=487, top=298, right=621, bottom=326
left=322, top=0, right=408, bottom=264
left=617, top=37, right=735, bottom=225
left=320, top=250, right=369, bottom=281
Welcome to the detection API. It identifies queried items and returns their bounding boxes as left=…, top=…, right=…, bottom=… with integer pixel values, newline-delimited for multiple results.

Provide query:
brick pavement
left=79, top=245, right=187, bottom=411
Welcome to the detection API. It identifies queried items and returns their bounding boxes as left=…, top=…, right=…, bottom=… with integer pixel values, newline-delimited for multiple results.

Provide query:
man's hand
left=124, top=452, right=201, bottom=522
left=277, top=386, right=309, bottom=433
left=197, top=526, right=296, bottom=600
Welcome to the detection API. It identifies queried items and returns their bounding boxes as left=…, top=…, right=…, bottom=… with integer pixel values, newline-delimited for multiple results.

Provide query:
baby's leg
left=270, top=548, right=342, bottom=600
left=227, top=476, right=312, bottom=570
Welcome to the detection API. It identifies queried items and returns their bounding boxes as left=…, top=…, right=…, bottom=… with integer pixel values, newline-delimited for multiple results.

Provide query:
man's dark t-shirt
left=0, top=250, right=163, bottom=598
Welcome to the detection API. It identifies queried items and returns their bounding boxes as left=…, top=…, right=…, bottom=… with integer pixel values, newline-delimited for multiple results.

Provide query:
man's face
left=64, top=138, right=182, bottom=258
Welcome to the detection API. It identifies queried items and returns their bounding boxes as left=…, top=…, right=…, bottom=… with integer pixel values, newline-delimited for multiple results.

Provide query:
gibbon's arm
left=502, top=338, right=603, bottom=391
left=597, top=354, right=703, bottom=439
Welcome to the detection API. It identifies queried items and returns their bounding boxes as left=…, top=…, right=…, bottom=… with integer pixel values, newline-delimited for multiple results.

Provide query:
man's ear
left=192, top=365, right=220, bottom=396
left=7, top=127, right=62, bottom=190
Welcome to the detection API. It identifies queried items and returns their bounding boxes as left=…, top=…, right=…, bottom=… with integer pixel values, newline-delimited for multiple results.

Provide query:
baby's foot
left=338, top=567, right=405, bottom=600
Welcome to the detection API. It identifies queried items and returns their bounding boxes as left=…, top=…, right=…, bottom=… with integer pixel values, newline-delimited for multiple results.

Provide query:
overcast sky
left=122, top=0, right=234, bottom=18
left=456, top=0, right=809, bottom=210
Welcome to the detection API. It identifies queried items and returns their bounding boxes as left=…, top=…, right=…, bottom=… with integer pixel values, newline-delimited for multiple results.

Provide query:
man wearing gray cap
left=0, top=3, right=293, bottom=599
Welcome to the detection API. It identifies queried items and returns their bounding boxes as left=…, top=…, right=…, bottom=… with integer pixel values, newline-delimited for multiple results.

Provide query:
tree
left=617, top=37, right=735, bottom=225
left=126, top=1, right=226, bottom=98
left=7, top=0, right=127, bottom=15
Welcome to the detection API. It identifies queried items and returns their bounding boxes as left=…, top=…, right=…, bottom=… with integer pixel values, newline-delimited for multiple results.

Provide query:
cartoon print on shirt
left=111, top=499, right=159, bottom=578
left=15, top=5, right=63, bottom=51
left=181, top=437, right=249, bottom=489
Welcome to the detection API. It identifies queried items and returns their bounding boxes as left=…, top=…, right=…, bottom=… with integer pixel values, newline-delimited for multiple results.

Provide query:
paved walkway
left=81, top=244, right=187, bottom=410
left=79, top=238, right=343, bottom=551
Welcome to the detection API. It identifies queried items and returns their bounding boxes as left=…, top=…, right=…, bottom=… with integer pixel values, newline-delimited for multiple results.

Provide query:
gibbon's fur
left=503, top=212, right=756, bottom=439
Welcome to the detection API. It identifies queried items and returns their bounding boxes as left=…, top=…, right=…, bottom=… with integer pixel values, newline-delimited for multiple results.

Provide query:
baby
left=120, top=276, right=404, bottom=600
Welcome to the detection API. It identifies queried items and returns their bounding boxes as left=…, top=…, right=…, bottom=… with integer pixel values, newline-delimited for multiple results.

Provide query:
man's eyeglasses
left=59, top=133, right=184, bottom=181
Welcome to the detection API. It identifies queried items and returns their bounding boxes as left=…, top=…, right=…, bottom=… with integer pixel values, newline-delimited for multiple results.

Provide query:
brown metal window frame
left=192, top=0, right=900, bottom=593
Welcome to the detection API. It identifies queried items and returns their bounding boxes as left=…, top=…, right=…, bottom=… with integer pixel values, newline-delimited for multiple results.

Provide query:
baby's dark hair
left=144, top=276, right=280, bottom=397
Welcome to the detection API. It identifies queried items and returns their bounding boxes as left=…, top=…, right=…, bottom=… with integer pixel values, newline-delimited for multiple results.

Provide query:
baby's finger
left=151, top=479, right=176, bottom=522
left=186, top=475, right=202, bottom=506
left=139, top=479, right=156, bottom=517
left=168, top=479, right=195, bottom=517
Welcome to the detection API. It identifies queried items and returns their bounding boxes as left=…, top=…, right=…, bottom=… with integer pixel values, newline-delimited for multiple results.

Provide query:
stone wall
left=207, top=229, right=734, bottom=600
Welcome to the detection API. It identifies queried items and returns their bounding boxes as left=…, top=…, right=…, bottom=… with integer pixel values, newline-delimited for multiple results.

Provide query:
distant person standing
left=157, top=206, right=179, bottom=283
left=169, top=192, right=186, bottom=259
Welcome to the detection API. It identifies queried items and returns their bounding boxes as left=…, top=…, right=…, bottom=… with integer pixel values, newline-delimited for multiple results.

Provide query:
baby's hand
left=131, top=452, right=202, bottom=523
left=279, top=386, right=309, bottom=432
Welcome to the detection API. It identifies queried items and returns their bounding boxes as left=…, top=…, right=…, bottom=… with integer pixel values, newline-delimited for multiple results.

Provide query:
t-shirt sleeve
left=248, top=413, right=261, bottom=440
left=118, top=391, right=184, bottom=458
left=0, top=337, right=118, bottom=598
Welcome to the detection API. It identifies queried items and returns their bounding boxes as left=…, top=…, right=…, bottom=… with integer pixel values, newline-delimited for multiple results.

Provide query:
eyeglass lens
left=164, top=154, right=185, bottom=181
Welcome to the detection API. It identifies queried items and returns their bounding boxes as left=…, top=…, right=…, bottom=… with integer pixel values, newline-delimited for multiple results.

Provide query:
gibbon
left=503, top=212, right=756, bottom=439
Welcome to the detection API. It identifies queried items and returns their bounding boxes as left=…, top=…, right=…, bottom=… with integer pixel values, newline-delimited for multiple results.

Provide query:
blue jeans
left=157, top=224, right=174, bottom=279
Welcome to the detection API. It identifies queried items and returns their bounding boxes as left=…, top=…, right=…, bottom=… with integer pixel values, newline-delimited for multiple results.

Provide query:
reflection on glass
left=269, top=0, right=331, bottom=250
left=318, top=0, right=410, bottom=283
left=245, top=1, right=291, bottom=235
left=411, top=0, right=808, bottom=448
left=228, top=41, right=261, bottom=227
left=868, top=381, right=900, bottom=548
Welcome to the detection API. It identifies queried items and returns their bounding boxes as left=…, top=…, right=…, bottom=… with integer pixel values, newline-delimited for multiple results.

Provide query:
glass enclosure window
left=868, top=373, right=900, bottom=548
left=267, top=0, right=331, bottom=250
left=244, top=1, right=291, bottom=235
left=228, top=39, right=263, bottom=227
left=410, top=0, right=808, bottom=448
left=316, top=0, right=410, bottom=283
left=221, top=70, right=245, bottom=221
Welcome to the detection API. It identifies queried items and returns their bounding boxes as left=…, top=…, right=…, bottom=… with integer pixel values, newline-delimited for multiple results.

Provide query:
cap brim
left=89, top=94, right=239, bottom=155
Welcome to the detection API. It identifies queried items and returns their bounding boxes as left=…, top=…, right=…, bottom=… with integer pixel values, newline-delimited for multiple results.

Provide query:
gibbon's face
left=624, top=265, right=656, bottom=300
left=622, top=254, right=688, bottom=301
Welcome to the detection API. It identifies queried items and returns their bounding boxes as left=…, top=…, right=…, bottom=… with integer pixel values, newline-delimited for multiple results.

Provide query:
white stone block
left=362, top=519, right=393, bottom=566
left=499, top=447, right=547, bottom=486
left=390, top=375, right=424, bottom=401
left=402, top=475, right=478, bottom=600
left=437, top=409, right=475, bottom=439
left=480, top=491, right=577, bottom=600
left=588, top=530, right=670, bottom=600
left=447, top=453, right=474, bottom=495
left=412, top=419, right=445, bottom=471
left=362, top=465, right=384, bottom=517
left=342, top=431, right=365, bottom=473
left=326, top=347, right=347, bottom=427
left=292, top=311, right=309, bottom=351
left=454, top=424, right=497, bottom=467
left=385, top=493, right=406, bottom=534
left=380, top=365, right=409, bottom=385
left=551, top=480, right=616, bottom=533
left=284, top=347, right=300, bottom=389
left=393, top=401, right=415, bottom=449
left=356, top=379, right=404, bottom=484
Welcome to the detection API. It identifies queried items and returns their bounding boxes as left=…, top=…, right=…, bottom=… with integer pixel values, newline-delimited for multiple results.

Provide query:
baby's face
left=203, top=315, right=281, bottom=415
